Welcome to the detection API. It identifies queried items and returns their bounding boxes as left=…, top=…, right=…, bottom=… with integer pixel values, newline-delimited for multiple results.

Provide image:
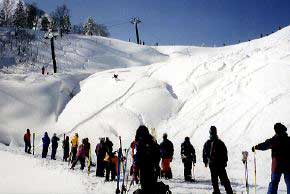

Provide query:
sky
left=23, top=0, right=290, bottom=46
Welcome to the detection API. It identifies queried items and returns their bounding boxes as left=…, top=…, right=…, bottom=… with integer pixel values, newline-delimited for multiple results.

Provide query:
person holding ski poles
left=181, top=136, right=196, bottom=182
left=70, top=133, right=79, bottom=163
left=203, top=126, right=233, bottom=194
left=24, top=129, right=32, bottom=154
left=252, top=123, right=290, bottom=194
left=134, top=125, right=161, bottom=193
left=160, top=133, right=174, bottom=179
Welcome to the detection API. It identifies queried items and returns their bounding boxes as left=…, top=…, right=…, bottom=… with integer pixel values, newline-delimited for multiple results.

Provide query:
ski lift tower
left=130, top=17, right=141, bottom=44
left=44, top=29, right=58, bottom=73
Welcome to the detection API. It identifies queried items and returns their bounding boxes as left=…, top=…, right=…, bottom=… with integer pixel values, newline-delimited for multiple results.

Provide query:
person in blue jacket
left=42, top=132, right=50, bottom=158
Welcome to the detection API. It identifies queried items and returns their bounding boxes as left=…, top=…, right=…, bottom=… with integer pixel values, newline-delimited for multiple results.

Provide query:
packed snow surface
left=1, top=26, right=290, bottom=193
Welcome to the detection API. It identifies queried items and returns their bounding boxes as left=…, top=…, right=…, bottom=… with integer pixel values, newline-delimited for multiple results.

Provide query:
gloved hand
left=251, top=146, right=256, bottom=152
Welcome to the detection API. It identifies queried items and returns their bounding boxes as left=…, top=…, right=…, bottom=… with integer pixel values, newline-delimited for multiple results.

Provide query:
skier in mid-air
left=181, top=136, right=196, bottom=182
left=24, top=129, right=31, bottom=154
left=160, top=133, right=174, bottom=179
left=203, top=126, right=233, bottom=194
left=252, top=123, right=290, bottom=194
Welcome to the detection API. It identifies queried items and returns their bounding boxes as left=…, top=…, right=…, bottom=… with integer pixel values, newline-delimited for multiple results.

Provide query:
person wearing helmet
left=203, top=126, right=233, bottom=194
left=252, top=123, right=290, bottom=194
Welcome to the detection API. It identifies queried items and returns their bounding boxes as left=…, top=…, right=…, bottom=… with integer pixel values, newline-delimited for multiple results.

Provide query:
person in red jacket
left=252, top=123, right=290, bottom=194
left=24, top=129, right=31, bottom=154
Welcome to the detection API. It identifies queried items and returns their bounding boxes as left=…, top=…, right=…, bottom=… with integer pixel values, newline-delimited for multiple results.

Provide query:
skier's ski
left=32, top=132, right=35, bottom=155
left=116, top=136, right=122, bottom=194
left=121, top=148, right=130, bottom=194
left=242, top=151, right=249, bottom=194
left=88, top=145, right=91, bottom=176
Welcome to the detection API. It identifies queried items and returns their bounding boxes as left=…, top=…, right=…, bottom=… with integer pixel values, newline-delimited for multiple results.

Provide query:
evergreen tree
left=13, top=1, right=27, bottom=28
left=41, top=16, right=49, bottom=31
left=50, top=4, right=71, bottom=34
left=1, top=0, right=13, bottom=27
left=26, top=3, right=38, bottom=29
left=0, top=9, right=5, bottom=27
left=83, top=17, right=97, bottom=36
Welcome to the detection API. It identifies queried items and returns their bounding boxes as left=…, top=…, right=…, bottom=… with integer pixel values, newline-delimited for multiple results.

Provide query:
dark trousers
left=96, top=157, right=105, bottom=177
left=51, top=146, right=57, bottom=160
left=71, top=157, right=85, bottom=170
left=71, top=147, right=77, bottom=163
left=63, top=148, right=69, bottom=161
left=105, top=161, right=116, bottom=181
left=140, top=167, right=158, bottom=193
left=267, top=172, right=290, bottom=194
left=183, top=159, right=192, bottom=181
left=25, top=142, right=31, bottom=153
left=42, top=146, right=49, bottom=158
left=210, top=166, right=233, bottom=194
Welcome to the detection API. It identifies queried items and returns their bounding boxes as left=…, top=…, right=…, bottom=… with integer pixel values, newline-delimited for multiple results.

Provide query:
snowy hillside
left=1, top=26, right=290, bottom=193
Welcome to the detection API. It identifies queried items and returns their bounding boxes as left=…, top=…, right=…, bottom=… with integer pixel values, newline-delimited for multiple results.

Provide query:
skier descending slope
left=252, top=123, right=290, bottom=194
left=62, top=136, right=70, bottom=161
left=181, top=137, right=196, bottom=182
left=203, top=126, right=233, bottom=194
left=134, top=125, right=161, bottom=194
left=160, top=133, right=174, bottom=179
left=42, top=132, right=50, bottom=158
left=51, top=133, right=60, bottom=160
left=23, top=129, right=31, bottom=154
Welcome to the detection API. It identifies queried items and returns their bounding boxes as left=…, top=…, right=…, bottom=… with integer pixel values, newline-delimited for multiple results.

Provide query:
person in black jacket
left=252, top=123, right=290, bottom=194
left=51, top=133, right=60, bottom=160
left=160, top=133, right=174, bottom=179
left=181, top=136, right=196, bottom=182
left=104, top=137, right=115, bottom=181
left=63, top=136, right=70, bottom=161
left=96, top=138, right=106, bottom=177
left=134, top=125, right=161, bottom=194
left=203, top=126, right=233, bottom=194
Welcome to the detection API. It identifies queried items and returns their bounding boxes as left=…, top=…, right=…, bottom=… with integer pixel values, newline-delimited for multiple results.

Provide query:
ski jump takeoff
left=23, top=122, right=290, bottom=194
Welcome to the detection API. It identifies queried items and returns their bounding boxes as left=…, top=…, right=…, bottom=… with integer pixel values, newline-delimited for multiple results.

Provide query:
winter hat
left=210, top=126, right=217, bottom=136
left=135, top=125, right=149, bottom=140
left=274, top=123, right=287, bottom=134
left=185, top=137, right=190, bottom=142
left=163, top=133, right=168, bottom=139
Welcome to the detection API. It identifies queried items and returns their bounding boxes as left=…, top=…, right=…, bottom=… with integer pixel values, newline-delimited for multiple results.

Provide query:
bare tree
left=1, top=0, right=14, bottom=27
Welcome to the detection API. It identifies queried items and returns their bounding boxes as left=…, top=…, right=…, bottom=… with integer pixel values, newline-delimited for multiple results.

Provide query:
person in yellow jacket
left=70, top=133, right=79, bottom=163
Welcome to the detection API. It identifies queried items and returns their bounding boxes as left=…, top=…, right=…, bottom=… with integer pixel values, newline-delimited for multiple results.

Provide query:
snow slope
left=1, top=26, right=290, bottom=193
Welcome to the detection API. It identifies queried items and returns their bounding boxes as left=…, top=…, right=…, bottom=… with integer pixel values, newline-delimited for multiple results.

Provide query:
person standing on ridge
left=71, top=133, right=79, bottom=163
left=62, top=136, right=70, bottom=161
left=203, top=126, right=233, bottom=194
left=134, top=125, right=161, bottom=193
left=24, top=129, right=31, bottom=154
left=160, top=133, right=174, bottom=179
left=42, top=132, right=50, bottom=158
left=252, top=123, right=290, bottom=194
left=51, top=133, right=60, bottom=160
left=181, top=136, right=196, bottom=182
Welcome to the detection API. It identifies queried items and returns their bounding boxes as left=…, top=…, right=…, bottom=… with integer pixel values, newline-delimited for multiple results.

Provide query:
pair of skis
left=242, top=150, right=257, bottom=194
left=116, top=136, right=131, bottom=194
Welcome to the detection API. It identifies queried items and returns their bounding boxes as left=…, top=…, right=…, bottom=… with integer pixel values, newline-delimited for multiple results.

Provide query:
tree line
left=0, top=0, right=110, bottom=37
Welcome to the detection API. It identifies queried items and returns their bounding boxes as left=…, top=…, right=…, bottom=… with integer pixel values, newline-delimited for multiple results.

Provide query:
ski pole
left=242, top=151, right=249, bottom=194
left=116, top=136, right=122, bottom=194
left=32, top=133, right=35, bottom=155
left=254, top=149, right=257, bottom=194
